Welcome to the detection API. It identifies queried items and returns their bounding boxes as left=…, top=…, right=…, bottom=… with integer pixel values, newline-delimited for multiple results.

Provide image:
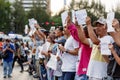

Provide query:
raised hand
left=108, top=44, right=114, bottom=51
left=86, top=17, right=92, bottom=26
left=112, top=19, right=120, bottom=31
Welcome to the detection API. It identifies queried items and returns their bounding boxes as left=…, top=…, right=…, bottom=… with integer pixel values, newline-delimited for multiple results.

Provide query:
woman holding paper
left=107, top=19, right=120, bottom=80
left=41, top=33, right=62, bottom=80
left=74, top=19, right=92, bottom=80
left=109, top=19, right=120, bottom=46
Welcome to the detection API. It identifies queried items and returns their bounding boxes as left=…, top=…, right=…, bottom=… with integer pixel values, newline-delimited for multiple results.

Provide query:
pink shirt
left=77, top=44, right=92, bottom=75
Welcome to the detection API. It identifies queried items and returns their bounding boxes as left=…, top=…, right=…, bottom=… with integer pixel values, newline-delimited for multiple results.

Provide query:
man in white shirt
left=86, top=17, right=114, bottom=80
left=59, top=25, right=79, bottom=80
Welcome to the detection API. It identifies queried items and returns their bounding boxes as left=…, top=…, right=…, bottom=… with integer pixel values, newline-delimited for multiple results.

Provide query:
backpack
left=107, top=42, right=120, bottom=78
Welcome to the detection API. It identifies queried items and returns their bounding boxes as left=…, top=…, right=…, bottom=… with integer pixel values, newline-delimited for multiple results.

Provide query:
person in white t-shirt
left=59, top=25, right=79, bottom=80
left=86, top=17, right=114, bottom=80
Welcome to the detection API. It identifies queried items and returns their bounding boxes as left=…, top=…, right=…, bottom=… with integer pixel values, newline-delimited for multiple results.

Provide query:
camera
left=6, top=44, right=10, bottom=48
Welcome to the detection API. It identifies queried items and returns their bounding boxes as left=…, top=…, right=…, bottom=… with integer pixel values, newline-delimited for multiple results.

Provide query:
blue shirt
left=3, top=43, right=15, bottom=62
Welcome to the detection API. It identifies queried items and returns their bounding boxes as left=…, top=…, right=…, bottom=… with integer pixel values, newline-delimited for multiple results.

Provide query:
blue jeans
left=61, top=72, right=75, bottom=80
left=75, top=74, right=88, bottom=80
left=3, top=60, right=13, bottom=76
left=40, top=65, right=48, bottom=80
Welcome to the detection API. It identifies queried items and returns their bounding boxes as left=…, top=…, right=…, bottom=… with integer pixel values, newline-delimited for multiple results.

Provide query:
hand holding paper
left=46, top=54, right=57, bottom=70
left=28, top=18, right=38, bottom=36
left=86, top=17, right=91, bottom=26
left=112, top=19, right=120, bottom=31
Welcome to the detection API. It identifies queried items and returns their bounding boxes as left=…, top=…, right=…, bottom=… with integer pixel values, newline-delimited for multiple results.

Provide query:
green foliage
left=0, top=0, right=11, bottom=33
left=12, top=0, right=27, bottom=34
left=115, top=4, right=120, bottom=19
left=27, top=0, right=50, bottom=30
left=50, top=16, right=62, bottom=27
left=68, top=0, right=107, bottom=23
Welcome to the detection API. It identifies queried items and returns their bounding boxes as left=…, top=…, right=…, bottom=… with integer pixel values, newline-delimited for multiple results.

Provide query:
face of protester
left=5, top=40, right=10, bottom=45
left=63, top=26, right=70, bottom=36
left=47, top=36, right=51, bottom=42
left=55, top=28, right=62, bottom=37
left=95, top=23, right=107, bottom=37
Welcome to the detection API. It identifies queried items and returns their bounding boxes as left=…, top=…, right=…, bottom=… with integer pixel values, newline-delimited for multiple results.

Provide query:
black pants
left=12, top=56, right=24, bottom=71
left=113, top=78, right=120, bottom=80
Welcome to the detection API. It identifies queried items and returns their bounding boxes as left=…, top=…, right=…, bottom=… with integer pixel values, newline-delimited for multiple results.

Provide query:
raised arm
left=86, top=17, right=100, bottom=45
left=34, top=24, right=46, bottom=40
left=109, top=19, right=120, bottom=46
left=109, top=44, right=120, bottom=65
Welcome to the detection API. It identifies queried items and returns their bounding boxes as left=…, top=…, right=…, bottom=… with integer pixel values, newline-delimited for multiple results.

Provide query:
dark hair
left=58, top=26, right=63, bottom=31
left=0, top=38, right=2, bottom=41
left=6, top=39, right=10, bottom=42
left=48, top=34, right=56, bottom=43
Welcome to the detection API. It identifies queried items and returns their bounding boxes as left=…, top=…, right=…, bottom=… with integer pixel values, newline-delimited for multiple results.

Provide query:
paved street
left=0, top=63, right=38, bottom=80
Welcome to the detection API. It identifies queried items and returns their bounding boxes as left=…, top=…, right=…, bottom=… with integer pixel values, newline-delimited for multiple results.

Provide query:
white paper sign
left=28, top=28, right=36, bottom=36
left=61, top=11, right=68, bottom=27
left=100, top=36, right=113, bottom=55
left=72, top=10, right=75, bottom=23
left=75, top=9, right=87, bottom=25
left=38, top=46, right=45, bottom=58
left=42, top=41, right=51, bottom=52
left=24, top=25, right=28, bottom=34
left=56, top=46, right=61, bottom=56
left=107, top=12, right=115, bottom=21
left=100, top=42, right=111, bottom=55
left=28, top=18, right=37, bottom=36
left=107, top=12, right=115, bottom=32
left=46, top=54, right=57, bottom=70
left=50, top=26, right=55, bottom=32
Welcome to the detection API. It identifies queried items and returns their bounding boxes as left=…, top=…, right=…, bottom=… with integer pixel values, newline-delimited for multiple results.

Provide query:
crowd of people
left=0, top=12, right=120, bottom=80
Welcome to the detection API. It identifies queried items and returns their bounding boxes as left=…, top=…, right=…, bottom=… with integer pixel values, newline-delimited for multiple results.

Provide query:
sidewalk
left=0, top=63, right=38, bottom=80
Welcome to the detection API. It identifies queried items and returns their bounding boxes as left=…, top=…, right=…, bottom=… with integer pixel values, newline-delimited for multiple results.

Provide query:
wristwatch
left=65, top=49, right=69, bottom=53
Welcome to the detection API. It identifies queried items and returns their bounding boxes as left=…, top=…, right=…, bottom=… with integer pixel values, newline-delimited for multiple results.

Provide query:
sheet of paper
left=100, top=36, right=113, bottom=55
left=61, top=11, right=68, bottom=27
left=75, top=9, right=87, bottom=25
left=107, top=12, right=115, bottom=22
left=38, top=46, right=45, bottom=58
left=107, top=12, right=115, bottom=32
left=46, top=54, right=57, bottom=70
left=107, top=21, right=115, bottom=32
left=100, top=42, right=111, bottom=55
left=24, top=25, right=28, bottom=34
left=56, top=46, right=60, bottom=56
left=50, top=26, right=55, bottom=32
left=42, top=41, right=51, bottom=52
left=72, top=10, right=75, bottom=23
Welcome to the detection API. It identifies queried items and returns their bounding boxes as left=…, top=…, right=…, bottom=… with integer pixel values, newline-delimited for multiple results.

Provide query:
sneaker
left=3, top=76, right=6, bottom=78
left=33, top=74, right=39, bottom=78
left=8, top=75, right=12, bottom=78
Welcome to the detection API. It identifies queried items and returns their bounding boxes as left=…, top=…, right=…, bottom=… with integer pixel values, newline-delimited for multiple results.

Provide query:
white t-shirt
left=61, top=36, right=79, bottom=72
left=87, top=35, right=114, bottom=79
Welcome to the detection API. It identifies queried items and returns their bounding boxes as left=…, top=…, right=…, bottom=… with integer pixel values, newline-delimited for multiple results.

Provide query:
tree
left=50, top=16, right=62, bottom=27
left=69, top=0, right=107, bottom=23
left=115, top=3, right=120, bottom=19
left=27, top=0, right=50, bottom=30
left=11, top=0, right=27, bottom=34
left=0, top=0, right=11, bottom=33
